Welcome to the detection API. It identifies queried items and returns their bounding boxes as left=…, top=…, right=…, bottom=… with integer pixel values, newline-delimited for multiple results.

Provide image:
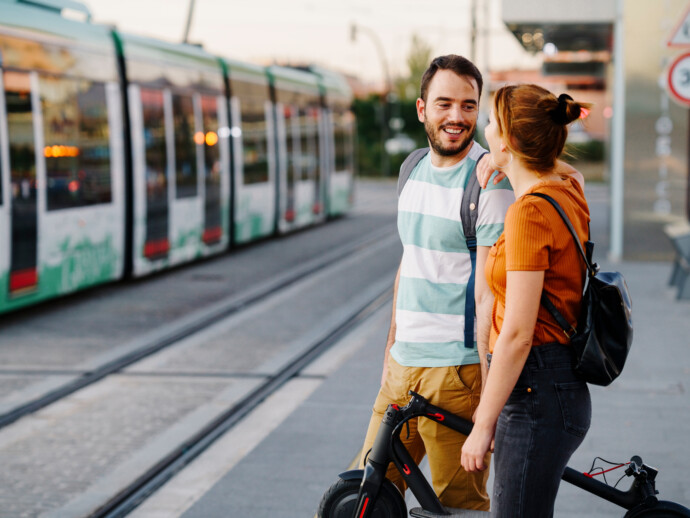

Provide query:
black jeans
left=491, top=344, right=591, bottom=518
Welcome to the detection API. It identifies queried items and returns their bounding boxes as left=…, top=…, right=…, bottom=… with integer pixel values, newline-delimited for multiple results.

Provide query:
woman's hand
left=554, top=159, right=585, bottom=189
left=477, top=153, right=507, bottom=188
left=461, top=423, right=495, bottom=472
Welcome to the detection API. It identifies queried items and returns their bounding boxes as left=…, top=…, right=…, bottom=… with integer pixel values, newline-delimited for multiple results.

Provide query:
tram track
left=0, top=223, right=396, bottom=430
left=90, top=282, right=393, bottom=518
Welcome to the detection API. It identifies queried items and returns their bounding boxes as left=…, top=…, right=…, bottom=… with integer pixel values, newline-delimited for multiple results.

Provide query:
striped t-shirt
left=391, top=142, right=514, bottom=367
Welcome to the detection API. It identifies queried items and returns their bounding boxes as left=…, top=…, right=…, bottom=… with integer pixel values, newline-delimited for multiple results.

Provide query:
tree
left=355, top=34, right=434, bottom=176
left=395, top=34, right=433, bottom=101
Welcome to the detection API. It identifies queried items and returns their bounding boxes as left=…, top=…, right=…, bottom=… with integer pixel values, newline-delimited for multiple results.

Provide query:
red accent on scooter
left=427, top=412, right=445, bottom=422
left=403, top=464, right=411, bottom=475
left=359, top=497, right=369, bottom=518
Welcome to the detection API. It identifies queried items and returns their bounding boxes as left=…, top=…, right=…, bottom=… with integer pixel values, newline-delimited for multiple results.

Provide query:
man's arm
left=381, top=263, right=402, bottom=386
left=477, top=156, right=585, bottom=190
left=475, top=245, right=494, bottom=393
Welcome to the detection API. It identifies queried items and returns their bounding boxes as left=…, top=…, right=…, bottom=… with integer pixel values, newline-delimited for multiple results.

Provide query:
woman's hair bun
left=549, top=93, right=581, bottom=125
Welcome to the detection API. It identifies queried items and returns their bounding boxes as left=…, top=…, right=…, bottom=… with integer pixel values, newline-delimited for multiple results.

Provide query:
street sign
left=667, top=52, right=690, bottom=106
left=668, top=5, right=690, bottom=47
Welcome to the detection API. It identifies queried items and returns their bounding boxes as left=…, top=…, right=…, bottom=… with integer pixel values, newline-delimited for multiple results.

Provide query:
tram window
left=230, top=79, right=270, bottom=185
left=299, top=107, right=319, bottom=181
left=5, top=74, right=35, bottom=190
left=200, top=95, right=221, bottom=181
left=334, top=128, right=348, bottom=171
left=140, top=88, right=168, bottom=205
left=241, top=104, right=270, bottom=185
left=172, top=93, right=197, bottom=198
left=40, top=76, right=112, bottom=210
left=334, top=109, right=354, bottom=172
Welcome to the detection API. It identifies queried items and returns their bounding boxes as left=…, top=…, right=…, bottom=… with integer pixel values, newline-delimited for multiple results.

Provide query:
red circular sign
left=668, top=52, right=690, bottom=106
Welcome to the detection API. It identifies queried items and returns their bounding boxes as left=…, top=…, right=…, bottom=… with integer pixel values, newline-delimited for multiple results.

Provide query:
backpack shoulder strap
left=397, top=147, right=430, bottom=197
left=460, top=151, right=487, bottom=245
left=526, top=192, right=591, bottom=338
left=527, top=192, right=594, bottom=274
left=461, top=150, right=487, bottom=350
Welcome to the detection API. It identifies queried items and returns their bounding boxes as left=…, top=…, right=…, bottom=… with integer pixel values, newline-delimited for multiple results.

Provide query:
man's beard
left=424, top=119, right=476, bottom=157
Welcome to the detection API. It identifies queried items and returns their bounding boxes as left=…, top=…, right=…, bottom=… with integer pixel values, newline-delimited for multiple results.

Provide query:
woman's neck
left=506, top=161, right=563, bottom=198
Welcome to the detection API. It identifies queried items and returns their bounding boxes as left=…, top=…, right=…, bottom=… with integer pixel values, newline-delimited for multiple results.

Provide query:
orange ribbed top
left=486, top=176, right=590, bottom=351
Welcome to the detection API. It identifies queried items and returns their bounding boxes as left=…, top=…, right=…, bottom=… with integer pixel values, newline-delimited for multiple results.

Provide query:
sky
left=82, top=0, right=540, bottom=88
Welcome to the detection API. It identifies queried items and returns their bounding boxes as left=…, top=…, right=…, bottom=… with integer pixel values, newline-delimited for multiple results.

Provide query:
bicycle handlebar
left=399, top=391, right=660, bottom=511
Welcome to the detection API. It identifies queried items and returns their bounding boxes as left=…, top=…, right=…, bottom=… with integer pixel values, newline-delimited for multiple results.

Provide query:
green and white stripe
left=391, top=142, right=514, bottom=368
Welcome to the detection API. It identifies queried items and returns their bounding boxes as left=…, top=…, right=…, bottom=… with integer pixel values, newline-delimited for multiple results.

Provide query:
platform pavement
left=133, top=182, right=689, bottom=517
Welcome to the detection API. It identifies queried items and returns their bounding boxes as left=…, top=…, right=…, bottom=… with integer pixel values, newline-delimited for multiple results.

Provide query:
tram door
left=128, top=84, right=170, bottom=275
left=141, top=88, right=170, bottom=260
left=275, top=87, right=322, bottom=233
left=305, top=105, right=324, bottom=221
left=283, top=103, right=298, bottom=225
left=4, top=71, right=38, bottom=295
left=200, top=94, right=224, bottom=246
left=229, top=72, right=276, bottom=244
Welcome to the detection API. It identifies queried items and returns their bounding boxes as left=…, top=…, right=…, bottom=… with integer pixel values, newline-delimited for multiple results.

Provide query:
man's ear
left=416, top=98, right=425, bottom=123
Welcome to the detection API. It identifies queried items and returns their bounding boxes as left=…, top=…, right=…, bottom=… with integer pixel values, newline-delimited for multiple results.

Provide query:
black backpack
left=397, top=147, right=486, bottom=349
left=529, top=192, right=633, bottom=386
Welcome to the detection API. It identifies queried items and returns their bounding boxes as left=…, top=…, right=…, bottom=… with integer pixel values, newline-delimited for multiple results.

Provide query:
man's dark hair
left=420, top=55, right=483, bottom=102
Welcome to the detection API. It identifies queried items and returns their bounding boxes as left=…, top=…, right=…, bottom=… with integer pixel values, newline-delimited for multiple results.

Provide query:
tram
left=0, top=0, right=356, bottom=314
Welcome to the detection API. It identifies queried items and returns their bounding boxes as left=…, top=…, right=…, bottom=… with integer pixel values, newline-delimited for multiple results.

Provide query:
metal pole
left=610, top=0, right=626, bottom=261
left=470, top=0, right=477, bottom=63
left=480, top=0, right=490, bottom=123
left=183, top=0, right=196, bottom=43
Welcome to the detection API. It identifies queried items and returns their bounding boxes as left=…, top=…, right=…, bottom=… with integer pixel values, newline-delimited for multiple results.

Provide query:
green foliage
left=563, top=140, right=605, bottom=163
left=354, top=34, right=434, bottom=177
left=353, top=95, right=428, bottom=177
left=395, top=34, right=433, bottom=101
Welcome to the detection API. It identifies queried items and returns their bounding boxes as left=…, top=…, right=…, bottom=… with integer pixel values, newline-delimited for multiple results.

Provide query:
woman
left=460, top=84, right=592, bottom=517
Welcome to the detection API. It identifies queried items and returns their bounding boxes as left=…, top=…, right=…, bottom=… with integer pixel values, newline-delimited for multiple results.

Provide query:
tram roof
left=222, top=57, right=269, bottom=85
left=114, top=31, right=221, bottom=72
left=309, top=65, right=352, bottom=101
left=0, top=0, right=113, bottom=54
left=268, top=65, right=321, bottom=93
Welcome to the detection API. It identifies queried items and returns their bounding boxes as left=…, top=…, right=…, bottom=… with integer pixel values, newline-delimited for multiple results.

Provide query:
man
left=358, top=55, right=514, bottom=511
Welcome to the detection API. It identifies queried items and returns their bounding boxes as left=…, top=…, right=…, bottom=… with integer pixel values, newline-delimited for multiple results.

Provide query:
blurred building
left=501, top=0, right=689, bottom=260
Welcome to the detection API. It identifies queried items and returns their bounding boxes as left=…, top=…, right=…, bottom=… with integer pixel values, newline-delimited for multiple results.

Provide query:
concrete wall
left=622, top=0, right=689, bottom=260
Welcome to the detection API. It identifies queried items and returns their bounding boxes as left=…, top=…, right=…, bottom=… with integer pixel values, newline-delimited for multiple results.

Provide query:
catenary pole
left=183, top=0, right=196, bottom=43
left=610, top=0, right=626, bottom=261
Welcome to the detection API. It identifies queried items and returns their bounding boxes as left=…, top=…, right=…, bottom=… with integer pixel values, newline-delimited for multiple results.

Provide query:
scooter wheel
left=317, top=476, right=407, bottom=518
left=624, top=500, right=690, bottom=518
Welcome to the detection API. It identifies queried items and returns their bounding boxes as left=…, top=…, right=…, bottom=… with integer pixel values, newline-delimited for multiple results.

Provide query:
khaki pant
left=359, top=357, right=490, bottom=511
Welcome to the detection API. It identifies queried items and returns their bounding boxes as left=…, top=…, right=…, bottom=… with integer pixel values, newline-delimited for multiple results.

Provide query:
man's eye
left=464, top=105, right=477, bottom=112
